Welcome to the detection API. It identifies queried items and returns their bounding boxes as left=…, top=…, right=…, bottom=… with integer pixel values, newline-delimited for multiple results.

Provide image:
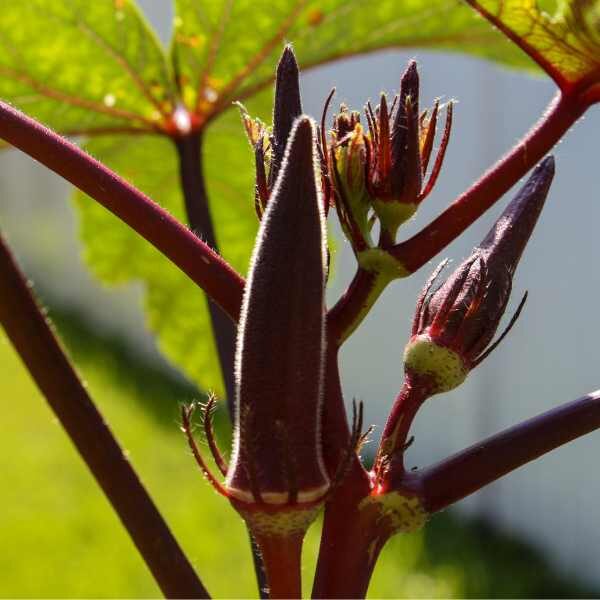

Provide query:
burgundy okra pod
left=404, top=156, right=555, bottom=394
left=375, top=156, right=555, bottom=492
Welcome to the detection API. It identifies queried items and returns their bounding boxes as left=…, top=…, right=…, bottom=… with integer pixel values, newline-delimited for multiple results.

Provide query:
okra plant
left=1, top=0, right=600, bottom=597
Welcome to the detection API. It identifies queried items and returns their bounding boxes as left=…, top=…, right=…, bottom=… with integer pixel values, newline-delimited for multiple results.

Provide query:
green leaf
left=171, top=0, right=532, bottom=118
left=75, top=135, right=220, bottom=393
left=0, top=0, right=176, bottom=135
left=466, top=0, right=600, bottom=89
left=75, top=100, right=257, bottom=395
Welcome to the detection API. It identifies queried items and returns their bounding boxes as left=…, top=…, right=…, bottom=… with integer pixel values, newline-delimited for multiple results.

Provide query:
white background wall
left=2, top=0, right=600, bottom=588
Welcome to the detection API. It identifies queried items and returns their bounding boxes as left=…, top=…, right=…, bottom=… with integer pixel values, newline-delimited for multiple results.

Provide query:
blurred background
left=1, top=1, right=600, bottom=597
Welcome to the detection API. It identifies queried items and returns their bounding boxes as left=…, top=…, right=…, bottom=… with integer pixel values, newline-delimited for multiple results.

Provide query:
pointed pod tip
left=479, top=155, right=556, bottom=270
left=520, top=155, right=555, bottom=202
left=278, top=44, right=299, bottom=73
left=535, top=154, right=555, bottom=179
left=401, top=60, right=419, bottom=90
left=293, top=114, right=315, bottom=129
left=288, top=115, right=316, bottom=148
left=275, top=44, right=301, bottom=97
left=270, top=45, right=303, bottom=185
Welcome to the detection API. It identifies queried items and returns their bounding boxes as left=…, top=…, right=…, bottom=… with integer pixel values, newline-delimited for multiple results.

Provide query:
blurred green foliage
left=0, top=303, right=596, bottom=598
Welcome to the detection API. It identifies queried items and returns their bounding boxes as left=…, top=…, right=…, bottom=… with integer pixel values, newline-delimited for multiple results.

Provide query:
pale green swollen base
left=339, top=250, right=408, bottom=344
left=357, top=248, right=409, bottom=278
left=372, top=200, right=417, bottom=240
left=403, top=335, right=468, bottom=393
left=360, top=492, right=428, bottom=534
left=241, top=505, right=321, bottom=537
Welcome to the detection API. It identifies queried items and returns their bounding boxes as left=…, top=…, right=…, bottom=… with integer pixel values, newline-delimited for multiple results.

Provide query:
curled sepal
left=236, top=101, right=266, bottom=147
left=405, top=156, right=555, bottom=394
left=227, top=116, right=330, bottom=518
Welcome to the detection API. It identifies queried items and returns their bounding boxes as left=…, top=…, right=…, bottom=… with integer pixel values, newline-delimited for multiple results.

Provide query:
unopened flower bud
left=404, top=157, right=555, bottom=394
left=327, top=61, right=453, bottom=249
left=389, top=61, right=422, bottom=203
left=368, top=61, right=453, bottom=240
left=331, top=109, right=372, bottom=252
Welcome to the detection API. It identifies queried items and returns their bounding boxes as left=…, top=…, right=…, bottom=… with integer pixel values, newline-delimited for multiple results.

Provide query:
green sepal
left=372, top=199, right=417, bottom=240
left=403, top=334, right=468, bottom=394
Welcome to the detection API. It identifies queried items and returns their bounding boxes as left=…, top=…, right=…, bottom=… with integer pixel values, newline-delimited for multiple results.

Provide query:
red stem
left=312, top=490, right=387, bottom=599
left=380, top=378, right=427, bottom=450
left=312, top=377, right=429, bottom=598
left=312, top=345, right=373, bottom=598
left=327, top=268, right=377, bottom=346
left=375, top=378, right=429, bottom=489
left=416, top=390, right=600, bottom=513
left=320, top=342, right=367, bottom=472
left=392, top=91, right=585, bottom=272
left=0, top=100, right=244, bottom=322
left=254, top=533, right=304, bottom=599
left=0, top=231, right=208, bottom=599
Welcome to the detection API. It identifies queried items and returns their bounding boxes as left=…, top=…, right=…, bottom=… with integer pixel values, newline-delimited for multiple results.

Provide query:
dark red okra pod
left=181, top=113, right=329, bottom=599
left=226, top=115, right=330, bottom=525
left=404, top=156, right=555, bottom=393
left=372, top=156, right=555, bottom=502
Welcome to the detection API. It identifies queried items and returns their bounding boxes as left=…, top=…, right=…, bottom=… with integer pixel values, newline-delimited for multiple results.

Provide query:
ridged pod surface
left=226, top=116, right=330, bottom=508
left=405, top=156, right=556, bottom=389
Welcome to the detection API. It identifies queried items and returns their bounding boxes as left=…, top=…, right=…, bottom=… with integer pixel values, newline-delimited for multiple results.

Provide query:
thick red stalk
left=0, top=100, right=244, bottom=322
left=320, top=343, right=366, bottom=473
left=313, top=488, right=387, bottom=599
left=416, top=390, right=600, bottom=512
left=0, top=231, right=208, bottom=599
left=376, top=378, right=429, bottom=487
left=312, top=346, right=373, bottom=598
left=254, top=533, right=303, bottom=599
left=380, top=379, right=425, bottom=450
left=313, top=373, right=428, bottom=598
left=327, top=268, right=378, bottom=346
left=392, top=91, right=584, bottom=272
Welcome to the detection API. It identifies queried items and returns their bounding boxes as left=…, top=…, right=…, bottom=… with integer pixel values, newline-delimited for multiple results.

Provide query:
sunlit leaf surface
left=0, top=0, right=175, bottom=135
left=466, top=0, right=600, bottom=88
